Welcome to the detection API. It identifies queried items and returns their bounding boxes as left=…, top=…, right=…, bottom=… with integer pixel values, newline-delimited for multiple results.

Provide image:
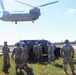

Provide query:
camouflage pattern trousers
left=15, top=58, right=23, bottom=69
left=21, top=54, right=27, bottom=67
left=3, top=54, right=10, bottom=66
left=48, top=54, right=55, bottom=62
left=63, top=56, right=74, bottom=71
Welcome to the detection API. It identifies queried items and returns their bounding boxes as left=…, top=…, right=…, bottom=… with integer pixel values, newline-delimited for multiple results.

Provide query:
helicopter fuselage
left=1, top=13, right=36, bottom=23
left=1, top=8, right=41, bottom=24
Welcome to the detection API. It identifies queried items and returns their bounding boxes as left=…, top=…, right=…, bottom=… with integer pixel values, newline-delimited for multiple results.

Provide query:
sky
left=0, top=0, right=76, bottom=45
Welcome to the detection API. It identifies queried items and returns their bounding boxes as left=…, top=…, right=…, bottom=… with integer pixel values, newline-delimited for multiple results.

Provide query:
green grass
left=0, top=54, right=76, bottom=75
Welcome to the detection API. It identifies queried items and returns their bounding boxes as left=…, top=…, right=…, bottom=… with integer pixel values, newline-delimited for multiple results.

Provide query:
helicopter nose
left=0, top=17, right=4, bottom=20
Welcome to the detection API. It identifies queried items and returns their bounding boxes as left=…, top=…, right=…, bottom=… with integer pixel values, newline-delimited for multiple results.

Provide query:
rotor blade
left=15, top=0, right=35, bottom=8
left=37, top=1, right=59, bottom=7
left=0, top=0, right=5, bottom=10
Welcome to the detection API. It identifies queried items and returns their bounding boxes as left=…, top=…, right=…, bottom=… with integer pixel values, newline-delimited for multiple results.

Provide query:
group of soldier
left=2, top=41, right=43, bottom=73
left=2, top=41, right=29, bottom=73
left=2, top=39, right=75, bottom=75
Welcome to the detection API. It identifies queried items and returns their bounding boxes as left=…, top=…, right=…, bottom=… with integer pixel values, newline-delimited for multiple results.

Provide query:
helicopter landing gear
left=15, top=20, right=17, bottom=24
left=32, top=20, right=34, bottom=23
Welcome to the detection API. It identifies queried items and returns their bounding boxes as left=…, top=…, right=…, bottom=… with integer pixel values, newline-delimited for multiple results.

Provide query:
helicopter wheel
left=32, top=20, right=34, bottom=23
left=15, top=20, right=17, bottom=24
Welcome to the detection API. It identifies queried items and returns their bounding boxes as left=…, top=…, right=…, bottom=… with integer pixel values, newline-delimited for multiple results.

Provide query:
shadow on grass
left=54, top=63, right=63, bottom=69
left=28, top=56, right=48, bottom=63
left=28, top=56, right=61, bottom=66
left=16, top=71, right=25, bottom=75
left=2, top=65, right=10, bottom=74
left=74, top=61, right=76, bottom=64
left=24, top=65, right=34, bottom=75
left=28, top=57, right=48, bottom=65
left=12, top=66, right=34, bottom=75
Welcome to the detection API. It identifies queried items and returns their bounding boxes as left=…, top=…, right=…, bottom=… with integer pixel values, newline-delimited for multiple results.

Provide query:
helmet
left=47, top=42, right=51, bottom=46
left=4, top=41, right=7, bottom=43
left=16, top=42, right=20, bottom=46
left=35, top=42, right=38, bottom=45
left=21, top=42, right=25, bottom=45
left=4, top=41, right=7, bottom=45
left=65, top=39, right=69, bottom=44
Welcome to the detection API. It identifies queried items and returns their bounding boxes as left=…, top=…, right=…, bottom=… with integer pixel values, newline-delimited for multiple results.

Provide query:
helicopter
left=0, top=0, right=59, bottom=24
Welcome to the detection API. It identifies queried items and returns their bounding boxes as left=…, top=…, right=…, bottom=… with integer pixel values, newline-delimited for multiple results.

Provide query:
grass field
left=0, top=46, right=76, bottom=75
left=0, top=52, right=76, bottom=75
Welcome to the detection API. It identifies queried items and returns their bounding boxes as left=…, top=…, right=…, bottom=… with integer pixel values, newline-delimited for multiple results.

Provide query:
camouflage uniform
left=60, top=40, right=75, bottom=75
left=2, top=41, right=10, bottom=68
left=11, top=43, right=23, bottom=73
left=47, top=42, right=55, bottom=63
left=26, top=42, right=30, bottom=60
left=38, top=43, right=43, bottom=60
left=21, top=43, right=28, bottom=68
left=33, top=42, right=42, bottom=61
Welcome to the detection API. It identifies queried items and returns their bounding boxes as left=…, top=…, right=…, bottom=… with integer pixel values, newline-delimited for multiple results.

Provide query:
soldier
left=38, top=43, right=43, bottom=60
left=21, top=42, right=28, bottom=68
left=33, top=42, right=42, bottom=61
left=26, top=42, right=30, bottom=61
left=2, top=41, right=10, bottom=68
left=47, top=42, right=55, bottom=63
left=60, top=39, right=75, bottom=75
left=11, top=42, right=23, bottom=73
left=33, top=42, right=38, bottom=61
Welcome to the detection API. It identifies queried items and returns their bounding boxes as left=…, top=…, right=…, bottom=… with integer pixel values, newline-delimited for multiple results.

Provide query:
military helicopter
left=0, top=0, right=59, bottom=24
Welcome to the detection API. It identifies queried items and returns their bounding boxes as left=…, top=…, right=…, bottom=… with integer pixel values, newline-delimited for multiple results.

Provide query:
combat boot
left=64, top=70, right=68, bottom=75
left=72, top=71, right=75, bottom=75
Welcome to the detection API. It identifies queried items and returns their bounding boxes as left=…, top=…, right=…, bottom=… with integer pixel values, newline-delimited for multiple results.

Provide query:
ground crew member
left=60, top=39, right=75, bottom=75
left=33, top=42, right=42, bottom=61
left=26, top=42, right=30, bottom=60
left=38, top=43, right=43, bottom=60
left=33, top=42, right=38, bottom=61
left=2, top=41, right=10, bottom=68
left=47, top=42, right=55, bottom=63
left=11, top=42, right=23, bottom=73
left=21, top=42, right=28, bottom=68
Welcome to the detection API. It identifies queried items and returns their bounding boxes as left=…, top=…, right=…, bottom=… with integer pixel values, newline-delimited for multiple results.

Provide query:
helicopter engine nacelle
left=29, top=7, right=41, bottom=19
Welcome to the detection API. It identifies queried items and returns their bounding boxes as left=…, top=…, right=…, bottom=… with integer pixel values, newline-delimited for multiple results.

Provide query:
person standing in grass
left=33, top=41, right=43, bottom=61
left=60, top=39, right=75, bottom=75
left=47, top=42, right=55, bottom=63
left=21, top=42, right=28, bottom=68
left=38, top=43, right=43, bottom=60
left=11, top=42, right=23, bottom=73
left=26, top=42, right=30, bottom=58
left=2, top=41, right=10, bottom=68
